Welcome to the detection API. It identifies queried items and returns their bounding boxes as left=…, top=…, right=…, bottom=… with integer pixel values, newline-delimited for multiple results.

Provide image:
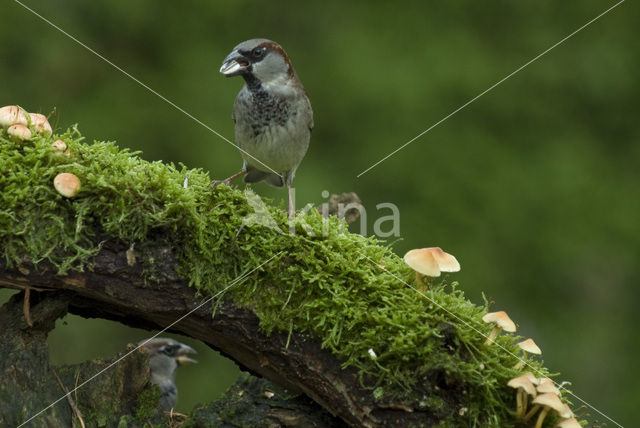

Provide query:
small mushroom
left=0, top=105, right=28, bottom=128
left=536, top=377, right=560, bottom=395
left=520, top=372, right=540, bottom=386
left=53, top=173, right=81, bottom=198
left=482, top=311, right=516, bottom=345
left=404, top=248, right=440, bottom=288
left=556, top=417, right=581, bottom=428
left=530, top=392, right=565, bottom=428
left=514, top=338, right=542, bottom=369
left=507, top=374, right=537, bottom=417
left=52, top=139, right=67, bottom=152
left=429, top=247, right=460, bottom=272
left=403, top=247, right=460, bottom=289
left=7, top=124, right=32, bottom=141
left=30, top=113, right=53, bottom=134
left=558, top=403, right=574, bottom=419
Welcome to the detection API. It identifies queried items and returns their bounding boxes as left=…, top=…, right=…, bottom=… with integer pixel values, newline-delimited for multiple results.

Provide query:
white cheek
left=261, top=74, right=294, bottom=93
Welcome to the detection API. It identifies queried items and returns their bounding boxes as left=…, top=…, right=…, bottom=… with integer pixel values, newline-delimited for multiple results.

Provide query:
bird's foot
left=212, top=170, right=248, bottom=189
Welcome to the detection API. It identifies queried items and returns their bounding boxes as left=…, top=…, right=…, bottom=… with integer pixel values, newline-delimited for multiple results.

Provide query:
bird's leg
left=212, top=169, right=247, bottom=188
left=287, top=182, right=295, bottom=219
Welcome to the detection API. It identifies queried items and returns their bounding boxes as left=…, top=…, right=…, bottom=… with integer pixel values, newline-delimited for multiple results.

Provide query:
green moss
left=135, top=386, right=162, bottom=421
left=0, top=124, right=564, bottom=426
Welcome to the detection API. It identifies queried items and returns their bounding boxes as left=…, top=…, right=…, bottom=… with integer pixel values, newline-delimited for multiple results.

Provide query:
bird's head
left=220, top=38, right=295, bottom=86
left=139, top=338, right=198, bottom=371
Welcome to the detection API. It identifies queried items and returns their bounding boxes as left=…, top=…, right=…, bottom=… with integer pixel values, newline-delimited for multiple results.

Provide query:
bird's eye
left=252, top=47, right=266, bottom=58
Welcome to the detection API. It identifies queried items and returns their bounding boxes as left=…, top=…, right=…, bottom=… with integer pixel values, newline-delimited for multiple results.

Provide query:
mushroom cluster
left=403, top=247, right=460, bottom=289
left=479, top=310, right=581, bottom=425
left=507, top=371, right=580, bottom=427
left=2, top=105, right=80, bottom=197
left=0, top=105, right=52, bottom=140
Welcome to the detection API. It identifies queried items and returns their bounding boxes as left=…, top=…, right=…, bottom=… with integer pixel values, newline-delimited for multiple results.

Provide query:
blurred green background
left=1, top=0, right=637, bottom=425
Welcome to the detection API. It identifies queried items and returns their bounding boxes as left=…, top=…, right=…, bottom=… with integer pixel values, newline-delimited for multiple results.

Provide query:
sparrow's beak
left=220, top=50, right=250, bottom=76
left=175, top=355, right=198, bottom=366
left=175, top=344, right=197, bottom=365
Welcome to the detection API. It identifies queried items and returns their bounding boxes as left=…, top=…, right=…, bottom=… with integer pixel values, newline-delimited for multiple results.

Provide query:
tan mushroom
left=482, top=311, right=516, bottom=345
left=30, top=113, right=52, bottom=134
left=428, top=247, right=460, bottom=272
left=507, top=374, right=537, bottom=417
left=52, top=140, right=67, bottom=152
left=558, top=403, right=574, bottom=419
left=53, top=173, right=81, bottom=198
left=403, top=247, right=460, bottom=289
left=0, top=105, right=28, bottom=128
left=403, top=248, right=440, bottom=288
left=536, top=377, right=561, bottom=395
left=514, top=338, right=542, bottom=369
left=520, top=372, right=540, bottom=386
left=7, top=124, right=32, bottom=141
left=530, top=392, right=565, bottom=428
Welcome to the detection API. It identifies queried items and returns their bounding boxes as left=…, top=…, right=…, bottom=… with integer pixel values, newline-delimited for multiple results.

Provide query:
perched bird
left=217, top=38, right=314, bottom=218
left=138, top=338, right=197, bottom=411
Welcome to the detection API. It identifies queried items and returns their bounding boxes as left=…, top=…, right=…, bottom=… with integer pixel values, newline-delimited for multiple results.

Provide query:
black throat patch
left=241, top=75, right=291, bottom=135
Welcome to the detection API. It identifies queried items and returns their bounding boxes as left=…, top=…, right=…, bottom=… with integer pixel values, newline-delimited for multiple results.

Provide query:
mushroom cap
left=403, top=248, right=440, bottom=277
left=7, top=124, right=32, bottom=140
left=52, top=140, right=67, bottom=152
left=521, top=372, right=540, bottom=385
left=30, top=113, right=52, bottom=134
left=428, top=247, right=461, bottom=272
left=517, top=338, right=542, bottom=355
left=507, top=374, right=537, bottom=397
left=558, top=403, right=574, bottom=419
left=556, top=417, right=581, bottom=428
left=0, top=105, right=28, bottom=127
left=532, top=392, right=565, bottom=413
left=481, top=311, right=516, bottom=332
left=53, top=173, right=81, bottom=198
left=536, top=377, right=560, bottom=395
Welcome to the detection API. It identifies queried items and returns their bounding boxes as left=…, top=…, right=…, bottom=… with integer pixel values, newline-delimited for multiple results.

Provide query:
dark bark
left=0, top=291, right=152, bottom=427
left=0, top=240, right=437, bottom=427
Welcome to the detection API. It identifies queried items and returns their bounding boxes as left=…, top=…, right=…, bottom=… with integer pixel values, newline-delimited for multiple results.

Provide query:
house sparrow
left=138, top=338, right=197, bottom=411
left=217, top=38, right=314, bottom=218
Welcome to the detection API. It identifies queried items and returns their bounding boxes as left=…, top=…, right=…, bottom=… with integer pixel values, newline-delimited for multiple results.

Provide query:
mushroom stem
left=515, top=388, right=524, bottom=417
left=414, top=271, right=423, bottom=288
left=524, top=404, right=541, bottom=421
left=534, top=407, right=550, bottom=428
left=484, top=326, right=500, bottom=345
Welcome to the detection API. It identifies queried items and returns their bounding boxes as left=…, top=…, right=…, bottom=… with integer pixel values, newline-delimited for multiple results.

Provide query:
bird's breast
left=233, top=89, right=310, bottom=173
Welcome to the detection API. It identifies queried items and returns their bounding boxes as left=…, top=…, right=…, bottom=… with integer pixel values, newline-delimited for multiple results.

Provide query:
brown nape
left=260, top=41, right=296, bottom=79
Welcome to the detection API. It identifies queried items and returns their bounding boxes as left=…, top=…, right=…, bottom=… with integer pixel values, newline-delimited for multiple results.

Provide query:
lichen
left=0, top=124, right=564, bottom=426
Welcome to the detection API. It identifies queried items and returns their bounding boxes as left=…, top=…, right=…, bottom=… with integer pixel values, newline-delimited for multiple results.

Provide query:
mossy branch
left=0, top=241, right=425, bottom=427
left=0, top=124, right=564, bottom=426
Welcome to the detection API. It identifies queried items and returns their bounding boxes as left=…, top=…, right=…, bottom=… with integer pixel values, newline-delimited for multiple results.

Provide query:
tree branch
left=0, top=240, right=434, bottom=427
